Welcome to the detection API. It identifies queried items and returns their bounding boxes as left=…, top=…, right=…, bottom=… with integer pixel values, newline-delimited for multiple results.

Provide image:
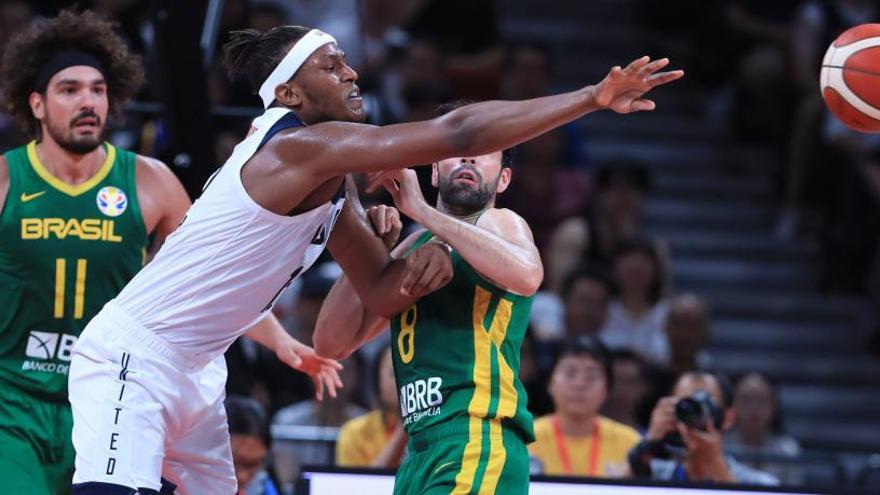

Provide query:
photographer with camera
left=628, top=371, right=779, bottom=485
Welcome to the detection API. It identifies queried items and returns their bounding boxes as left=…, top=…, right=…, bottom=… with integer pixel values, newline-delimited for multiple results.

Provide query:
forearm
left=443, top=88, right=599, bottom=158
left=416, top=207, right=541, bottom=295
left=331, top=241, right=417, bottom=317
left=243, top=313, right=289, bottom=351
left=314, top=275, right=390, bottom=359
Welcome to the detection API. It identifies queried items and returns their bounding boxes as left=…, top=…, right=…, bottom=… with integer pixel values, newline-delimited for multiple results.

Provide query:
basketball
left=821, top=23, right=880, bottom=133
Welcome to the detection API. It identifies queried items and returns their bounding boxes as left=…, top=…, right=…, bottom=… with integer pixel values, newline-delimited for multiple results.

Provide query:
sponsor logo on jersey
left=400, top=376, right=444, bottom=425
left=21, top=331, right=77, bottom=375
left=20, top=191, right=47, bottom=202
left=96, top=186, right=128, bottom=217
left=21, top=218, right=122, bottom=242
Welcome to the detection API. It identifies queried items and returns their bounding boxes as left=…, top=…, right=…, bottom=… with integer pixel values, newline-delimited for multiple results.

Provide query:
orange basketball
left=820, top=23, right=880, bottom=133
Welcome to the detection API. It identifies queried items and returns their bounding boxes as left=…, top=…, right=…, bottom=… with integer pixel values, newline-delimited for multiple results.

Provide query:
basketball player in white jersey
left=67, top=24, right=682, bottom=494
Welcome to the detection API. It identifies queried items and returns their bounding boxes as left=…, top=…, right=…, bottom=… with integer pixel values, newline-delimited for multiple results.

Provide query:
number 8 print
left=397, top=304, right=416, bottom=364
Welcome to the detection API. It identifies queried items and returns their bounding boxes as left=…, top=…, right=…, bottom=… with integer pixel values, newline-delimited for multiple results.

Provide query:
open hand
left=276, top=339, right=344, bottom=401
left=367, top=204, right=402, bottom=249
left=592, top=56, right=684, bottom=113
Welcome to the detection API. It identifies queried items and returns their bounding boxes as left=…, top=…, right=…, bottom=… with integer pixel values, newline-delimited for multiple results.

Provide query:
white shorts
left=68, top=301, right=236, bottom=494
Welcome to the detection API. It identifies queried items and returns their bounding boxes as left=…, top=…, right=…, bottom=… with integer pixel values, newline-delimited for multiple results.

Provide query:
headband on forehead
left=35, top=50, right=106, bottom=92
left=258, top=29, right=337, bottom=109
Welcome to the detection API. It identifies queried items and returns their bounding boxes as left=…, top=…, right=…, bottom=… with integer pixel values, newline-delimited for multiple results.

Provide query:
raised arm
left=382, top=169, right=542, bottom=296
left=288, top=57, right=682, bottom=177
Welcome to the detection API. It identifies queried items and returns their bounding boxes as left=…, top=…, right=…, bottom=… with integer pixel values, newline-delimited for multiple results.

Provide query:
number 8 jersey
left=0, top=141, right=148, bottom=400
left=391, top=231, right=535, bottom=443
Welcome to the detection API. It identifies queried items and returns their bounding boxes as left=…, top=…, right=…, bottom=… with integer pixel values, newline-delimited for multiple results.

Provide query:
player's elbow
left=439, top=110, right=477, bottom=156
left=313, top=332, right=351, bottom=360
left=513, top=263, right=543, bottom=297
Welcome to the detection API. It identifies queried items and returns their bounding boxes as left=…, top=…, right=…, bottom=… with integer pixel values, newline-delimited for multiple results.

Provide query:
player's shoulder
left=478, top=207, right=533, bottom=239
left=134, top=154, right=182, bottom=189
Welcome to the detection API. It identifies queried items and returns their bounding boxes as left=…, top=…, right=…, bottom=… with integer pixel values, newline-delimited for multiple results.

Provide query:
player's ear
left=431, top=163, right=439, bottom=187
left=275, top=82, right=303, bottom=108
left=29, top=92, right=46, bottom=121
left=496, top=167, right=512, bottom=194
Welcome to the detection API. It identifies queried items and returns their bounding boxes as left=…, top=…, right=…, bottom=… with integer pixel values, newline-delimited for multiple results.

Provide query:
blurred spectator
left=600, top=238, right=670, bottom=363
left=520, top=328, right=554, bottom=417
left=379, top=38, right=447, bottom=124
left=529, top=336, right=641, bottom=478
left=275, top=261, right=343, bottom=346
left=660, top=294, right=713, bottom=372
left=726, top=373, right=802, bottom=484
left=497, top=129, right=591, bottom=251
left=779, top=0, right=880, bottom=238
left=587, top=161, right=653, bottom=263
left=0, top=0, right=35, bottom=151
left=405, top=0, right=503, bottom=99
left=527, top=264, right=612, bottom=346
left=724, top=1, right=800, bottom=143
left=500, top=42, right=586, bottom=168
left=564, top=265, right=614, bottom=338
left=629, top=371, right=779, bottom=485
left=271, top=352, right=368, bottom=488
left=0, top=0, right=34, bottom=47
left=602, top=350, right=651, bottom=431
left=336, top=347, right=407, bottom=468
left=226, top=395, right=281, bottom=495
left=247, top=2, right=289, bottom=32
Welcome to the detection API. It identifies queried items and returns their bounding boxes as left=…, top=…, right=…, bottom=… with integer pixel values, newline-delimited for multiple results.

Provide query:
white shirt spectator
left=600, top=300, right=669, bottom=363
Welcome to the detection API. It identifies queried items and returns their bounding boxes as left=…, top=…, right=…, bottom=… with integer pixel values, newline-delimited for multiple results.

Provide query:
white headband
left=258, top=29, right=337, bottom=109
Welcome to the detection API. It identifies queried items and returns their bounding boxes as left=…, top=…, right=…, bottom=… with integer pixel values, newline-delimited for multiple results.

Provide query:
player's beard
left=438, top=166, right=497, bottom=215
left=44, top=110, right=104, bottom=155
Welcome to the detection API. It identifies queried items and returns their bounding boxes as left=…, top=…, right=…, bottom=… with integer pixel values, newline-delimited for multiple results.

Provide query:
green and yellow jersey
left=390, top=231, right=535, bottom=442
left=0, top=140, right=149, bottom=401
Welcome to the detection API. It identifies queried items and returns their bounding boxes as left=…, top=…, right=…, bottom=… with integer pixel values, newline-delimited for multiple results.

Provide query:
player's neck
left=35, top=137, right=106, bottom=186
left=436, top=200, right=491, bottom=225
left=556, top=412, right=596, bottom=438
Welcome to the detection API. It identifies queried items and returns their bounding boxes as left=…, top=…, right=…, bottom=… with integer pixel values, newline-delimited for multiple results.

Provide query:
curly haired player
left=0, top=9, right=189, bottom=495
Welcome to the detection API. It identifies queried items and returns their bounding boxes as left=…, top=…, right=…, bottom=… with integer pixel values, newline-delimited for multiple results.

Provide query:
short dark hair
left=553, top=335, right=614, bottom=390
left=676, top=370, right=734, bottom=410
left=561, top=264, right=614, bottom=301
left=0, top=9, right=145, bottom=137
left=611, top=236, right=665, bottom=304
left=436, top=100, right=514, bottom=168
left=225, top=395, right=270, bottom=446
left=610, top=349, right=648, bottom=378
left=223, top=25, right=312, bottom=95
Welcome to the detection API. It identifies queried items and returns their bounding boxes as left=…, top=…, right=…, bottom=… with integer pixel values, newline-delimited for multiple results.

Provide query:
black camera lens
left=675, top=397, right=707, bottom=429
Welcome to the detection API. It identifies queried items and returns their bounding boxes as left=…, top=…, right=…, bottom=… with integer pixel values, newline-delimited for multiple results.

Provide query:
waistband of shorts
left=407, top=418, right=527, bottom=453
left=100, top=301, right=212, bottom=372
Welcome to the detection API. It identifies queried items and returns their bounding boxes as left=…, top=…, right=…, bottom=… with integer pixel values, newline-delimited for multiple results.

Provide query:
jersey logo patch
left=96, top=186, right=128, bottom=217
left=20, top=191, right=46, bottom=202
left=26, top=331, right=59, bottom=360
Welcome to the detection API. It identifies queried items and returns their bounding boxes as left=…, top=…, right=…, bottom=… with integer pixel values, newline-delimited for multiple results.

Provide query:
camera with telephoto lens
left=675, top=390, right=724, bottom=431
left=659, top=390, right=725, bottom=456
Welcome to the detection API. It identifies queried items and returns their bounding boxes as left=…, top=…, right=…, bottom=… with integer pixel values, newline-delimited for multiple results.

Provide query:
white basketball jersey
left=113, top=107, right=344, bottom=360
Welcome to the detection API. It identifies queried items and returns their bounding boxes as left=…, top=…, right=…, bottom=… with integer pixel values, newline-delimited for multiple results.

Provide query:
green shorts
left=394, top=418, right=529, bottom=495
left=0, top=383, right=74, bottom=495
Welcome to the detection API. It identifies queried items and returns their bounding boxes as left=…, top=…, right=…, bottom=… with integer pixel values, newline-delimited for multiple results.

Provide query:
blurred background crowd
left=2, top=0, right=880, bottom=494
